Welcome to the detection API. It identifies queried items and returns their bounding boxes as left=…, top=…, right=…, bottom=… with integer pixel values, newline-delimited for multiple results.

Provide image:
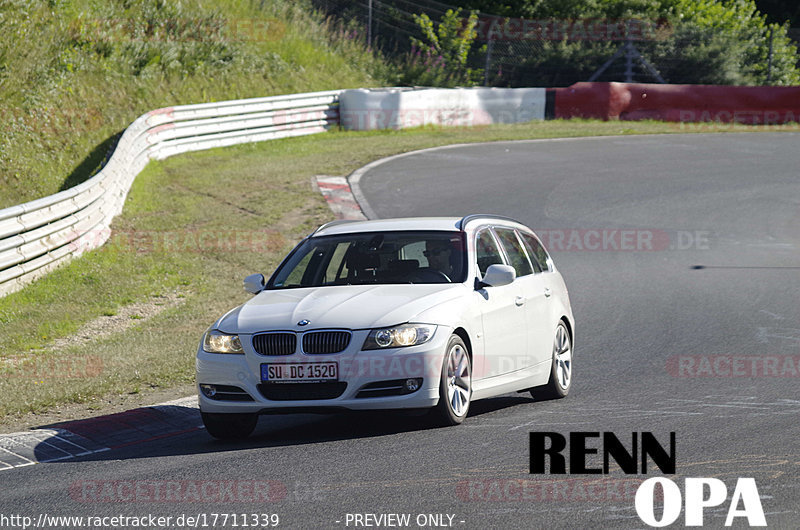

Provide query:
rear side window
left=520, top=232, right=550, bottom=272
left=475, top=229, right=505, bottom=276
left=495, top=228, right=534, bottom=277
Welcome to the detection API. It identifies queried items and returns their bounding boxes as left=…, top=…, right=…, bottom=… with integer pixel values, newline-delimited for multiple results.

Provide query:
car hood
left=216, top=283, right=465, bottom=333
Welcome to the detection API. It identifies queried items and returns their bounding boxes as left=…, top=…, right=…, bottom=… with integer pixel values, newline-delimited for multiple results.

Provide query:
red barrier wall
left=551, top=82, right=800, bottom=124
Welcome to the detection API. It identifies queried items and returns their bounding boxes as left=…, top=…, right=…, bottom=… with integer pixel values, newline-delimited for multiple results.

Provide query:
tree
left=459, top=0, right=798, bottom=85
left=398, top=8, right=483, bottom=87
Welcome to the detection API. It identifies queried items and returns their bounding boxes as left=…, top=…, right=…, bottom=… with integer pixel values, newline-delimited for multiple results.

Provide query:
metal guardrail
left=0, top=90, right=342, bottom=297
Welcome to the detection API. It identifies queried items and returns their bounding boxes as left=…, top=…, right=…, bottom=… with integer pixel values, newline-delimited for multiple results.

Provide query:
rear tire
left=430, top=335, right=472, bottom=426
left=530, top=322, right=572, bottom=401
left=201, top=412, right=258, bottom=440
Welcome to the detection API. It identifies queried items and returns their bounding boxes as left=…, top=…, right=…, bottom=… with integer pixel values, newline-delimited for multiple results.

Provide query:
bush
left=397, top=8, right=484, bottom=87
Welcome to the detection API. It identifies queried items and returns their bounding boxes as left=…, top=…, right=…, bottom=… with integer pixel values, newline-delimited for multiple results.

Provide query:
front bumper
left=196, top=328, right=450, bottom=414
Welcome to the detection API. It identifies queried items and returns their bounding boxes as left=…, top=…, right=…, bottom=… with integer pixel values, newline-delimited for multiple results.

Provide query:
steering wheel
left=411, top=268, right=451, bottom=283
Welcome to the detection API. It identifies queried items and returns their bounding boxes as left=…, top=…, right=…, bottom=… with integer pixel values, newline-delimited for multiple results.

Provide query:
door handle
left=515, top=296, right=525, bottom=306
left=544, top=288, right=552, bottom=298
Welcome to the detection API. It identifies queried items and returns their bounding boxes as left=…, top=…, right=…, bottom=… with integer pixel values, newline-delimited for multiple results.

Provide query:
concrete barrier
left=550, top=82, right=800, bottom=124
left=340, top=87, right=546, bottom=130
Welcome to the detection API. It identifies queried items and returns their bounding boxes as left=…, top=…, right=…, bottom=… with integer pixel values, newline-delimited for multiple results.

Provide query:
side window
left=475, top=229, right=505, bottom=276
left=520, top=232, right=550, bottom=272
left=495, top=228, right=533, bottom=277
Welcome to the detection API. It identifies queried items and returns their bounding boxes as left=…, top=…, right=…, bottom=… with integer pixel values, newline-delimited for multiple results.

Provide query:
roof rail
left=458, top=214, right=524, bottom=230
left=310, top=219, right=361, bottom=236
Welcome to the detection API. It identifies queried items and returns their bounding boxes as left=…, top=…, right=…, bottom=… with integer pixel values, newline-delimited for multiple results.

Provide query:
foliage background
left=315, top=0, right=799, bottom=87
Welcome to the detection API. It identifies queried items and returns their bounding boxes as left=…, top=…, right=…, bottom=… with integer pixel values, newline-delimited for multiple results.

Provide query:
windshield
left=268, top=231, right=467, bottom=289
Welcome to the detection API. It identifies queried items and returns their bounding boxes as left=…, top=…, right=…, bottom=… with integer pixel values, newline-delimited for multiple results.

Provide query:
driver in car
left=424, top=240, right=455, bottom=279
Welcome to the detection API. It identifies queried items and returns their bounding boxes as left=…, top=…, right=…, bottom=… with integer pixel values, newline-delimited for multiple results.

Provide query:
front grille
left=253, top=333, right=296, bottom=355
left=257, top=382, right=347, bottom=401
left=302, top=331, right=351, bottom=354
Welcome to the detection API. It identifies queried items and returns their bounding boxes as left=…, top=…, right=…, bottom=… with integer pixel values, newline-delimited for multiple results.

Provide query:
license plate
left=261, top=362, right=338, bottom=383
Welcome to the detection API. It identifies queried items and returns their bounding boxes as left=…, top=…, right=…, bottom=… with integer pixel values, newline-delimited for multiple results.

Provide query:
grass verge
left=0, top=0, right=390, bottom=208
left=1, top=119, right=796, bottom=427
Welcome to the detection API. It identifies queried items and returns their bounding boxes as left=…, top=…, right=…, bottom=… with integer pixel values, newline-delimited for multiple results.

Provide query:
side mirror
left=243, top=273, right=265, bottom=294
left=478, top=264, right=516, bottom=288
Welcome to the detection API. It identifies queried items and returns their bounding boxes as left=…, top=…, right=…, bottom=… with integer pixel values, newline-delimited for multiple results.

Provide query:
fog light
left=200, top=384, right=217, bottom=398
left=404, top=378, right=421, bottom=392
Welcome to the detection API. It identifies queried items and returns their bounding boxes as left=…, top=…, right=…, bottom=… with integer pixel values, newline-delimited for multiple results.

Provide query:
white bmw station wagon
left=196, top=216, right=574, bottom=439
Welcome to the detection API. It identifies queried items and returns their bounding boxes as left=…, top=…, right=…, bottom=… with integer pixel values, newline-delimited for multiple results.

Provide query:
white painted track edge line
left=51, top=434, right=90, bottom=453
left=0, top=445, right=35, bottom=464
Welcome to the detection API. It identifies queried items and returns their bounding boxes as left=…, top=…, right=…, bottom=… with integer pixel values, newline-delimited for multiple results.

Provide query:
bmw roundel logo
left=297, top=319, right=310, bottom=326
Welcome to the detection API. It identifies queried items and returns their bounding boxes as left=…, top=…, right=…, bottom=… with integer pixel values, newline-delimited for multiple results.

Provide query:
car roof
left=312, top=216, right=528, bottom=237
left=313, top=217, right=461, bottom=237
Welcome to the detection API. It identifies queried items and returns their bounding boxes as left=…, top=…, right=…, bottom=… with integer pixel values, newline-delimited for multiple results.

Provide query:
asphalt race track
left=1, top=133, right=799, bottom=529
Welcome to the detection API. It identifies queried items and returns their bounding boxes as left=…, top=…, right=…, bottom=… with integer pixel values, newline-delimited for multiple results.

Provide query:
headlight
left=203, top=329, right=244, bottom=354
left=362, top=324, right=436, bottom=350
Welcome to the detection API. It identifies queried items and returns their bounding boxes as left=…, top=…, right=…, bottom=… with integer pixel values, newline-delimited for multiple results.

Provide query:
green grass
left=0, top=0, right=391, bottom=209
left=1, top=118, right=797, bottom=423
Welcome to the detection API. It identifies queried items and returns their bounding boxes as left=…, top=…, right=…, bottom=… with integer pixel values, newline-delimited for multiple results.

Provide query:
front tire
left=431, top=335, right=472, bottom=426
left=201, top=412, right=258, bottom=440
left=530, top=322, right=572, bottom=400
